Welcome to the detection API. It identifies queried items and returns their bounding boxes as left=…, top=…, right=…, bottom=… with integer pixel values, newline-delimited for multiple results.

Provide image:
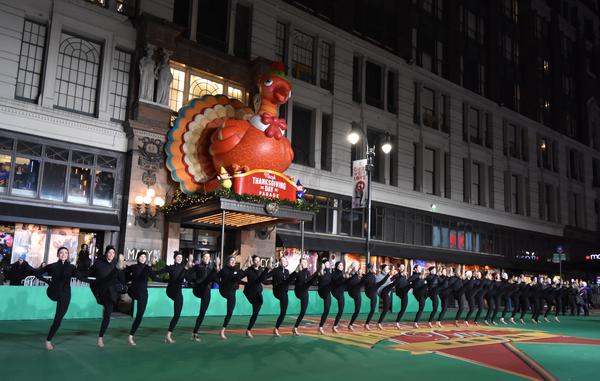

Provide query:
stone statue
left=139, top=44, right=156, bottom=101
left=155, top=49, right=173, bottom=106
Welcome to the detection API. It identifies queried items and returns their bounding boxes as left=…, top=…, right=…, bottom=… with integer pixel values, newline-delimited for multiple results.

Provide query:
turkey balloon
left=166, top=62, right=294, bottom=195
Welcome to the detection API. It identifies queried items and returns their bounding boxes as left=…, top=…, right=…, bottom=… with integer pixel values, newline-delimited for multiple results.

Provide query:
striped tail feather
left=166, top=94, right=253, bottom=194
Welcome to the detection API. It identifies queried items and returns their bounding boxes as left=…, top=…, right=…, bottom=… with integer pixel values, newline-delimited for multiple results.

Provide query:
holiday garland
left=161, top=188, right=319, bottom=216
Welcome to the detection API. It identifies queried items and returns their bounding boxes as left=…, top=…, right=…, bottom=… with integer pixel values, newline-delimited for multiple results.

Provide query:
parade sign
left=233, top=169, right=297, bottom=202
left=352, top=159, right=368, bottom=209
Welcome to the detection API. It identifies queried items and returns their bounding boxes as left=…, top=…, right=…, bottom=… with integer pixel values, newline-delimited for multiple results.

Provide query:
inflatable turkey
left=166, top=62, right=294, bottom=194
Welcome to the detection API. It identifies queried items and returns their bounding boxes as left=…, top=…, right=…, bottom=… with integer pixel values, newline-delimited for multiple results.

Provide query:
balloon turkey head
left=257, top=62, right=291, bottom=114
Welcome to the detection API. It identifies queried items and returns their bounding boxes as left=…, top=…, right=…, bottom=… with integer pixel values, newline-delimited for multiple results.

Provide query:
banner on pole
left=352, top=159, right=368, bottom=209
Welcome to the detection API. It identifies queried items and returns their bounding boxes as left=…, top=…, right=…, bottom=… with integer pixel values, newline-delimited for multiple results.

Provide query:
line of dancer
left=36, top=246, right=589, bottom=350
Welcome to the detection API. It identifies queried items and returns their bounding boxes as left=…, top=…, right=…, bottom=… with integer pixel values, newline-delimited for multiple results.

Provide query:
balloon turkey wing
left=209, top=119, right=250, bottom=156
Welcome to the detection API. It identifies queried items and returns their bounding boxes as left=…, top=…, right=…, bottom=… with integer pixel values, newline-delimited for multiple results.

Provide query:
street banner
left=352, top=159, right=368, bottom=209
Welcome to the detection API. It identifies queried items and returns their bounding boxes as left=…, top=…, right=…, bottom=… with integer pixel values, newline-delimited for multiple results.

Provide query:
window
left=292, top=30, right=315, bottom=83
left=568, top=192, right=583, bottom=227
left=411, top=28, right=418, bottom=61
left=320, top=113, right=332, bottom=171
left=513, top=84, right=520, bottom=112
left=563, top=74, right=573, bottom=96
left=478, top=64, right=485, bottom=96
left=510, top=174, right=519, bottom=214
left=422, top=87, right=435, bottom=128
left=422, top=0, right=433, bottom=13
left=539, top=182, right=556, bottom=222
left=387, top=70, right=397, bottom=114
left=54, top=33, right=102, bottom=115
left=233, top=4, right=252, bottom=59
left=167, top=64, right=246, bottom=112
left=365, top=61, right=383, bottom=108
left=537, top=136, right=559, bottom=172
left=504, top=122, right=528, bottom=160
left=435, top=0, right=444, bottom=19
left=434, top=40, right=443, bottom=76
left=196, top=0, right=229, bottom=51
left=275, top=22, right=288, bottom=65
left=567, top=148, right=585, bottom=182
left=469, top=107, right=481, bottom=144
left=108, top=49, right=131, bottom=121
left=0, top=136, right=118, bottom=206
left=15, top=20, right=47, bottom=102
left=352, top=55, right=362, bottom=102
left=291, top=105, right=314, bottom=167
left=471, top=162, right=482, bottom=205
left=461, top=8, right=484, bottom=43
left=593, top=158, right=600, bottom=187
left=440, top=94, right=450, bottom=133
left=502, top=0, right=518, bottom=22
left=423, top=147, right=436, bottom=195
left=319, top=41, right=332, bottom=90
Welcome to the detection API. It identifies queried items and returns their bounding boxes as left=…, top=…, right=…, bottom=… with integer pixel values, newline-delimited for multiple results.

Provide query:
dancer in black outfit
left=542, top=278, right=559, bottom=322
left=473, top=271, right=489, bottom=324
left=436, top=267, right=456, bottom=327
left=508, top=276, right=521, bottom=324
left=393, top=264, right=412, bottom=328
left=317, top=259, right=333, bottom=334
left=191, top=253, right=218, bottom=341
left=271, top=256, right=297, bottom=336
left=464, top=271, right=480, bottom=325
left=156, top=251, right=190, bottom=344
left=426, top=267, right=441, bottom=328
left=529, top=277, right=543, bottom=323
left=518, top=276, right=532, bottom=323
left=485, top=273, right=502, bottom=325
left=412, top=265, right=428, bottom=328
left=363, top=264, right=390, bottom=330
left=87, top=245, right=124, bottom=348
left=331, top=261, right=349, bottom=333
left=242, top=255, right=272, bottom=338
left=36, top=247, right=82, bottom=351
left=450, top=269, right=466, bottom=326
left=346, top=262, right=365, bottom=331
left=293, top=257, right=318, bottom=335
left=124, top=251, right=161, bottom=346
left=377, top=265, right=402, bottom=329
left=217, top=255, right=247, bottom=339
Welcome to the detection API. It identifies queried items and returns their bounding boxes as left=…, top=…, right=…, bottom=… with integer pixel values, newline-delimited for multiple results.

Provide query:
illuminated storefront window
left=168, top=63, right=247, bottom=112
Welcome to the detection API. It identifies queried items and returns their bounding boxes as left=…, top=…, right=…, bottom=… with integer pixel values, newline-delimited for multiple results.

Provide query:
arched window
left=54, top=33, right=102, bottom=115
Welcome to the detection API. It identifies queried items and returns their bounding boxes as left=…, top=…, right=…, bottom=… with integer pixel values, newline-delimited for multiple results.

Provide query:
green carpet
left=1, top=312, right=598, bottom=381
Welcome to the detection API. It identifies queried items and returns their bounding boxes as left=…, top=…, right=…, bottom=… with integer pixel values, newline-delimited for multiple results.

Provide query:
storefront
left=0, top=132, right=124, bottom=266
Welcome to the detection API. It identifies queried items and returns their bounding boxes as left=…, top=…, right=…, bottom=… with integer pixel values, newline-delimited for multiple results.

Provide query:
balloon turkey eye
left=264, top=79, right=273, bottom=86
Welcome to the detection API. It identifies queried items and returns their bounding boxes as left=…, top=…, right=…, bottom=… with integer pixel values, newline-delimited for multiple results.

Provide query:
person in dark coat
left=6, top=254, right=35, bottom=285
left=76, top=244, right=91, bottom=273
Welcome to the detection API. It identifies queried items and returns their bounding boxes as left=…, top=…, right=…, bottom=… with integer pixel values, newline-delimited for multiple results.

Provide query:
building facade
left=1, top=0, right=599, bottom=275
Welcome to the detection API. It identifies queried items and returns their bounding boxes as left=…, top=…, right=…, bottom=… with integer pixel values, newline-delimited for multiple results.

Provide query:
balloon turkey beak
left=273, top=87, right=289, bottom=103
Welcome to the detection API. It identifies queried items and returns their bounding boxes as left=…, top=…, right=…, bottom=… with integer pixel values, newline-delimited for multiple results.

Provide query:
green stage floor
left=1, top=312, right=599, bottom=381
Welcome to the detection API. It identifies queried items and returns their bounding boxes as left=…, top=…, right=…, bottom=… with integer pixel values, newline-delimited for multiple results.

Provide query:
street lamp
left=347, top=121, right=392, bottom=266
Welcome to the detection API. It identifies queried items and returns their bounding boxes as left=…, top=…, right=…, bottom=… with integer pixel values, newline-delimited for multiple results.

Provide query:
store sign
left=233, top=169, right=297, bottom=202
left=352, top=159, right=368, bottom=209
left=585, top=254, right=600, bottom=261
left=516, top=251, right=539, bottom=261
left=126, top=248, right=161, bottom=262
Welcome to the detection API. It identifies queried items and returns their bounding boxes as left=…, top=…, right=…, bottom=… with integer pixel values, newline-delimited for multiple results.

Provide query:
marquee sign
left=585, top=253, right=600, bottom=260
left=233, top=169, right=297, bottom=202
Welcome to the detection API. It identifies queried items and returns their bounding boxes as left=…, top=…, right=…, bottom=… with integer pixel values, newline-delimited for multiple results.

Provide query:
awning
left=168, top=197, right=314, bottom=229
left=0, top=202, right=120, bottom=231
left=276, top=230, right=512, bottom=267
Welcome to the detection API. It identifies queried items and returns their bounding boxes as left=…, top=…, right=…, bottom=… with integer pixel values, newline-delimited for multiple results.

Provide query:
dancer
left=217, top=255, right=246, bottom=339
left=87, top=245, right=124, bottom=348
left=518, top=275, right=531, bottom=324
left=449, top=268, right=464, bottom=326
left=426, top=266, right=441, bottom=328
left=271, top=256, right=297, bottom=337
left=435, top=267, right=456, bottom=327
left=508, top=275, right=521, bottom=324
left=242, top=255, right=272, bottom=338
left=363, top=264, right=390, bottom=330
left=36, top=247, right=82, bottom=350
left=293, top=257, right=318, bottom=335
left=377, top=264, right=403, bottom=329
left=157, top=251, right=191, bottom=344
left=346, top=262, right=364, bottom=331
left=411, top=265, right=428, bottom=328
left=331, top=261, right=349, bottom=333
left=191, top=253, right=218, bottom=341
left=484, top=272, right=499, bottom=325
left=124, top=251, right=161, bottom=346
left=393, top=263, right=411, bottom=327
left=463, top=270, right=478, bottom=325
left=317, top=258, right=333, bottom=334
left=529, top=277, right=542, bottom=323
left=542, top=277, right=557, bottom=322
left=473, top=271, right=489, bottom=325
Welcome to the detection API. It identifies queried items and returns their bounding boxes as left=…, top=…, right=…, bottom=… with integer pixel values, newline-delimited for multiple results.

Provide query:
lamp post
left=348, top=122, right=392, bottom=267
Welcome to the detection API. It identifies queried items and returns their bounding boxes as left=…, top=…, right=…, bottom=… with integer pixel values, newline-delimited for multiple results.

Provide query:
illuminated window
left=168, top=63, right=246, bottom=112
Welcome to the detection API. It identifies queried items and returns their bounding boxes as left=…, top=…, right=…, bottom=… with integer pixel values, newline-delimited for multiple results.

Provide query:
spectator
left=76, top=244, right=91, bottom=272
left=6, top=254, right=35, bottom=285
